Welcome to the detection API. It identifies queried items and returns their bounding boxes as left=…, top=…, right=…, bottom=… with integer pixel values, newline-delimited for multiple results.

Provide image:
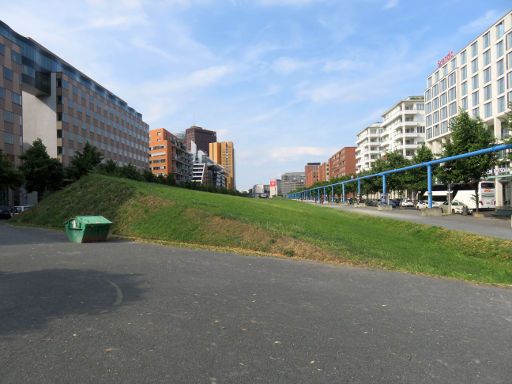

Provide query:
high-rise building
left=355, top=123, right=383, bottom=173
left=424, top=10, right=512, bottom=206
left=329, top=147, right=357, bottom=179
left=191, top=145, right=226, bottom=188
left=149, top=128, right=192, bottom=183
left=0, top=21, right=148, bottom=170
left=280, top=172, right=305, bottom=195
left=304, top=162, right=320, bottom=187
left=185, top=126, right=217, bottom=155
left=209, top=141, right=235, bottom=190
left=380, top=96, right=425, bottom=159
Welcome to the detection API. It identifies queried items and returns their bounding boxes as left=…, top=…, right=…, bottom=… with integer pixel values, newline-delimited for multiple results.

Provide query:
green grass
left=12, top=173, right=512, bottom=285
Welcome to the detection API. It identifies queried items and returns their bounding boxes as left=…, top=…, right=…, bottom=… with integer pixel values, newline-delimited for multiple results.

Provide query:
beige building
left=424, top=10, right=512, bottom=206
left=209, top=141, right=236, bottom=190
left=355, top=123, right=383, bottom=173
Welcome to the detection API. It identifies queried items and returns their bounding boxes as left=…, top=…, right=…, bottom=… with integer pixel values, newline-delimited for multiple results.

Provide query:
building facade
left=209, top=141, right=235, bottom=190
left=149, top=128, right=192, bottom=183
left=0, top=21, right=148, bottom=171
left=318, top=162, right=329, bottom=182
left=304, top=162, right=320, bottom=187
left=329, top=147, right=357, bottom=179
left=185, top=126, right=217, bottom=155
left=191, top=147, right=226, bottom=188
left=424, top=11, right=512, bottom=206
left=280, top=172, right=305, bottom=195
left=381, top=96, right=425, bottom=159
left=355, top=123, right=383, bottom=173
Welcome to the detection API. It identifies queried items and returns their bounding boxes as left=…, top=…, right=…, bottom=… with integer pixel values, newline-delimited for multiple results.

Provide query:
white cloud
left=458, top=9, right=500, bottom=35
left=383, top=0, right=399, bottom=10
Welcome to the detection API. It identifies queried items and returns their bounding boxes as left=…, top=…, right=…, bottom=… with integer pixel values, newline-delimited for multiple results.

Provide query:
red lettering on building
left=437, top=51, right=454, bottom=68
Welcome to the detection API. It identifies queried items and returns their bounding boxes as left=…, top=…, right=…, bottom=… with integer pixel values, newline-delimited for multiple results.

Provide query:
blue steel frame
left=288, top=144, right=512, bottom=208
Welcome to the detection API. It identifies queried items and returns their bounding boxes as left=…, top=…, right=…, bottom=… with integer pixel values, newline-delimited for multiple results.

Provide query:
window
left=498, top=77, right=505, bottom=94
left=461, top=96, right=468, bottom=110
left=483, top=49, right=490, bottom=66
left=11, top=92, right=21, bottom=105
left=471, top=41, right=478, bottom=57
left=460, top=50, right=467, bottom=65
left=483, top=67, right=491, bottom=83
left=0, top=43, right=4, bottom=55
left=496, top=21, right=504, bottom=39
left=441, top=121, right=448, bottom=133
left=460, top=65, right=467, bottom=80
left=11, top=51, right=21, bottom=64
left=441, top=106, right=447, bottom=120
left=472, top=74, right=479, bottom=89
left=0, top=87, right=4, bottom=99
left=3, top=111, right=14, bottom=123
left=484, top=102, right=492, bottom=118
left=443, top=65, right=448, bottom=76
left=3, top=67, right=13, bottom=81
left=497, top=59, right=504, bottom=76
left=472, top=90, right=479, bottom=106
left=461, top=81, right=468, bottom=96
left=427, top=77, right=432, bottom=88
left=508, top=52, right=512, bottom=70
left=425, top=89, right=431, bottom=101
left=483, top=32, right=490, bottom=48
left=435, top=71, right=439, bottom=82
left=450, top=58, right=457, bottom=71
left=473, top=107, right=479, bottom=118
left=508, top=71, right=512, bottom=89
left=484, top=85, right=492, bottom=101
left=448, top=72, right=456, bottom=87
left=425, top=102, right=431, bottom=114
left=441, top=92, right=447, bottom=106
left=471, top=58, right=478, bottom=73
left=432, top=84, right=438, bottom=97
left=507, top=32, right=512, bottom=50
left=4, top=132, right=14, bottom=145
left=440, top=78, right=446, bottom=92
left=433, top=111, right=439, bottom=124
left=498, top=96, right=506, bottom=113
left=449, top=87, right=456, bottom=101
left=449, top=102, right=457, bottom=116
left=496, top=40, right=504, bottom=57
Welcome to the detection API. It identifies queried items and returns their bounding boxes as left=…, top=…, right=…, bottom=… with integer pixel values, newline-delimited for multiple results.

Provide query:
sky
left=1, top=0, right=511, bottom=190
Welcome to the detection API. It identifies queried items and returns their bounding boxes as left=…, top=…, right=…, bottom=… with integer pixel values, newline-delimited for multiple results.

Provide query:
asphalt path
left=313, top=202, right=512, bottom=240
left=1, top=222, right=512, bottom=383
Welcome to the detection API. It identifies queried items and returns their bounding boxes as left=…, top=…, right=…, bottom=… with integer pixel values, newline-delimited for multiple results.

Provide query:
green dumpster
left=64, top=216, right=112, bottom=243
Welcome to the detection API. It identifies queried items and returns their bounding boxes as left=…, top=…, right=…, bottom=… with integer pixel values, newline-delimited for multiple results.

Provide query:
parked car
left=12, top=205, right=32, bottom=215
left=401, top=199, right=414, bottom=208
left=0, top=206, right=12, bottom=219
left=416, top=200, right=443, bottom=209
left=389, top=199, right=401, bottom=208
left=442, top=200, right=472, bottom=215
left=366, top=199, right=379, bottom=207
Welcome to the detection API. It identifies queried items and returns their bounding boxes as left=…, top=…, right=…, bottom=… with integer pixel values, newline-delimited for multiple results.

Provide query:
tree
left=66, top=142, right=104, bottom=181
left=438, top=110, right=496, bottom=214
left=405, top=145, right=434, bottom=200
left=501, top=102, right=512, bottom=161
left=0, top=150, right=23, bottom=190
left=381, top=151, right=410, bottom=197
left=19, top=139, right=64, bottom=200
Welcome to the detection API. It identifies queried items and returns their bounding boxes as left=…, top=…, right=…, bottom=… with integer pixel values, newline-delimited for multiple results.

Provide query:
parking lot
left=308, top=202, right=512, bottom=240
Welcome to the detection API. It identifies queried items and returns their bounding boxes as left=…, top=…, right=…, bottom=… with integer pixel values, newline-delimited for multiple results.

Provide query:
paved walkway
left=306, top=202, right=512, bottom=240
left=1, top=222, right=512, bottom=383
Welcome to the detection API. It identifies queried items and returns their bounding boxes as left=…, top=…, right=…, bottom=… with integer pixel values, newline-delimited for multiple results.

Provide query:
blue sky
left=2, top=0, right=511, bottom=190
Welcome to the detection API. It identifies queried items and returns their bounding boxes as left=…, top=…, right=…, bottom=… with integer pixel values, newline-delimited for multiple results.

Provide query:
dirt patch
left=203, top=215, right=342, bottom=263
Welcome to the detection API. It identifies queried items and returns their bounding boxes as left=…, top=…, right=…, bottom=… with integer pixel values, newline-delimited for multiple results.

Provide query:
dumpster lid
left=75, top=216, right=112, bottom=224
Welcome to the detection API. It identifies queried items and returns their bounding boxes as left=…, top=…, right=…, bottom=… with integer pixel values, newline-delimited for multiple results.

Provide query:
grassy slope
left=13, top=174, right=512, bottom=285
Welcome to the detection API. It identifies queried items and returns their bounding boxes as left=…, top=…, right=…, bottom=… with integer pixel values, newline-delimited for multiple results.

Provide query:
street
left=1, top=222, right=512, bottom=383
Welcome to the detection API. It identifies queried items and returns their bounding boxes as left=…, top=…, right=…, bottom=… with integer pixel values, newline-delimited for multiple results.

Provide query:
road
left=312, top=202, right=512, bottom=240
left=1, top=222, right=512, bottom=383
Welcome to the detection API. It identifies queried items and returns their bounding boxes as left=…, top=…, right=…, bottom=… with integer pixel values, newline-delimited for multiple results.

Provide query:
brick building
left=304, top=162, right=320, bottom=187
left=328, top=147, right=357, bottom=179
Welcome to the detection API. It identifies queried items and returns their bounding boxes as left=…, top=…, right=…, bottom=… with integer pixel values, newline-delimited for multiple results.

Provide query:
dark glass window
left=57, top=112, right=62, bottom=122
left=0, top=43, right=4, bottom=55
left=11, top=92, right=21, bottom=104
left=11, top=51, right=21, bottom=64
left=0, top=87, right=5, bottom=99
left=3, top=67, right=13, bottom=81
left=4, top=111, right=14, bottom=123
left=57, top=130, right=62, bottom=138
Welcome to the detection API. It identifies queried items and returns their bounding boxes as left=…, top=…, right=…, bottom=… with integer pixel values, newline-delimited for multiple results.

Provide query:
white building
left=424, top=10, right=512, bottom=206
left=381, top=96, right=425, bottom=159
left=355, top=123, right=383, bottom=173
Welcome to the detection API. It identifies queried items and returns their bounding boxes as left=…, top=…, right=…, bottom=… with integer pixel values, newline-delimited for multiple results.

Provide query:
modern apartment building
left=149, top=128, right=192, bottom=183
left=209, top=141, right=236, bottom=190
left=329, top=147, right=357, bottom=179
left=185, top=126, right=216, bottom=155
left=355, top=123, right=383, bottom=173
left=381, top=96, right=425, bottom=159
left=191, top=146, right=226, bottom=188
left=280, top=172, right=305, bottom=195
left=318, top=161, right=329, bottom=182
left=0, top=21, right=148, bottom=170
left=424, top=10, right=512, bottom=206
left=304, top=162, right=320, bottom=187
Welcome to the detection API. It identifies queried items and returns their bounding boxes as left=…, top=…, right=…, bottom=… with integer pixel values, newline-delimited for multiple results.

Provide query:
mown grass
left=12, top=174, right=512, bottom=285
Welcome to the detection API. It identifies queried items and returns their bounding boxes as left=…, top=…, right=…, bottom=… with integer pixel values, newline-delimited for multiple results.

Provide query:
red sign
left=270, top=180, right=276, bottom=187
left=437, top=51, right=454, bottom=68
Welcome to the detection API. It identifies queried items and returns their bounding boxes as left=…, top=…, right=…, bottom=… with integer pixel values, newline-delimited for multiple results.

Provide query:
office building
left=190, top=142, right=226, bottom=188
left=280, top=172, right=305, bottom=195
left=329, top=147, right=357, bottom=179
left=149, top=128, right=192, bottom=183
left=304, top=162, right=321, bottom=187
left=355, top=123, right=383, bottom=173
left=381, top=96, right=425, bottom=159
left=424, top=10, right=512, bottom=206
left=185, top=126, right=217, bottom=155
left=0, top=21, right=148, bottom=171
left=209, top=141, right=235, bottom=190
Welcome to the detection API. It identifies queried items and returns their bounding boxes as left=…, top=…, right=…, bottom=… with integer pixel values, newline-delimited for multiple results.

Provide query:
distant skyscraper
left=185, top=126, right=217, bottom=155
left=209, top=141, right=235, bottom=190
